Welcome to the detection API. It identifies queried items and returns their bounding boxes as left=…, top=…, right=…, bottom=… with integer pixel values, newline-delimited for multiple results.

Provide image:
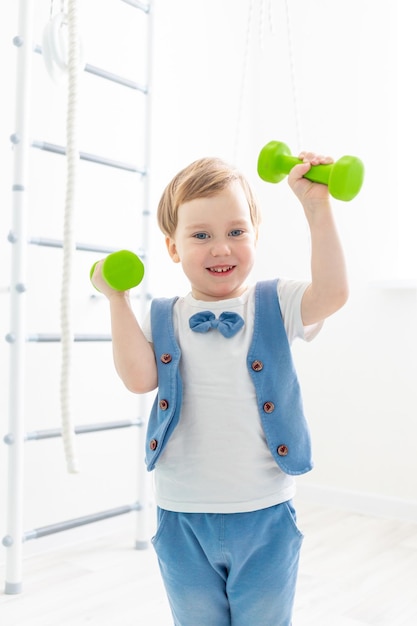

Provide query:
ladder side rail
left=135, top=0, right=154, bottom=550
left=4, top=0, right=35, bottom=596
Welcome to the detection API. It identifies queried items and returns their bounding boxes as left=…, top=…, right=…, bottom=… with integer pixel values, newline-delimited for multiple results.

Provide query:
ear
left=165, top=237, right=181, bottom=263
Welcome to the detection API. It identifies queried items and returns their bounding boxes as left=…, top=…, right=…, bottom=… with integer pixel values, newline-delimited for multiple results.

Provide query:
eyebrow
left=184, top=219, right=251, bottom=231
left=184, top=223, right=211, bottom=231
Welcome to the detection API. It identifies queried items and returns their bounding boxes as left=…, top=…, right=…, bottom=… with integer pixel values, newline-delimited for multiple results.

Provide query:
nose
left=210, top=239, right=231, bottom=257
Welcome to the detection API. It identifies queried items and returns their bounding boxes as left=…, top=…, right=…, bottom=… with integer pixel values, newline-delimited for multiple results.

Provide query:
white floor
left=1, top=499, right=416, bottom=625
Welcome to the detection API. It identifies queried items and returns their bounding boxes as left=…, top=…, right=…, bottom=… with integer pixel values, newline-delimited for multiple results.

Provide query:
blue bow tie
left=189, top=311, right=244, bottom=338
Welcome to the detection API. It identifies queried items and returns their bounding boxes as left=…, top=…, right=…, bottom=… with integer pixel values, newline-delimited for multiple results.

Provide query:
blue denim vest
left=145, top=279, right=313, bottom=475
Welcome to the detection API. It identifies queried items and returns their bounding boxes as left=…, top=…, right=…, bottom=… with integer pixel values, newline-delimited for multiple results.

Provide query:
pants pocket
left=151, top=507, right=169, bottom=548
left=283, top=500, right=304, bottom=539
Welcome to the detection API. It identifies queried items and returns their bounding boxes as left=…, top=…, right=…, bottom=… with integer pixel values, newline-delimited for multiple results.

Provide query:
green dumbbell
left=257, top=140, right=364, bottom=201
left=90, top=249, right=144, bottom=291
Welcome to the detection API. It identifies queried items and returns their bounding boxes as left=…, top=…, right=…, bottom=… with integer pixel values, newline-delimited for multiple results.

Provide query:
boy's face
left=166, top=181, right=257, bottom=301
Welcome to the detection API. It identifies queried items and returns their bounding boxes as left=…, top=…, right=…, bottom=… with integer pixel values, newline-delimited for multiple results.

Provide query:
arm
left=288, top=152, right=349, bottom=326
left=91, top=261, right=158, bottom=393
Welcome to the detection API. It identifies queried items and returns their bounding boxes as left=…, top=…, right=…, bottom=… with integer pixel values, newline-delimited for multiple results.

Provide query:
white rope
left=60, top=0, right=80, bottom=473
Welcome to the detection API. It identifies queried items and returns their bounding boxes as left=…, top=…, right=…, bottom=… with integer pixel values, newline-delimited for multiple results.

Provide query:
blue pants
left=152, top=501, right=303, bottom=626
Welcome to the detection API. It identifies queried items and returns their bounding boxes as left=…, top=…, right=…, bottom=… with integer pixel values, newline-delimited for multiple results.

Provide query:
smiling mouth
left=207, top=265, right=235, bottom=274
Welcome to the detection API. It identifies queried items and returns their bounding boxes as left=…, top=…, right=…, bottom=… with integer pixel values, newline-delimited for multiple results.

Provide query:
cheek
left=241, top=240, right=257, bottom=258
left=175, top=243, right=202, bottom=267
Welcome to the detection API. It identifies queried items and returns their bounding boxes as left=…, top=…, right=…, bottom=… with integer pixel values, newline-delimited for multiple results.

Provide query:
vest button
left=150, top=439, right=158, bottom=451
left=159, top=399, right=169, bottom=410
left=263, top=401, right=275, bottom=414
left=251, top=360, right=263, bottom=371
left=277, top=444, right=288, bottom=456
left=160, top=353, right=172, bottom=364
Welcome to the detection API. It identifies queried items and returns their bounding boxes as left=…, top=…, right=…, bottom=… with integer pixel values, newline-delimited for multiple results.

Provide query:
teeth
left=209, top=266, right=232, bottom=273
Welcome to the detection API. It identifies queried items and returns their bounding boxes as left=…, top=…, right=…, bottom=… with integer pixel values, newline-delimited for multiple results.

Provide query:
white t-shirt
left=142, top=280, right=321, bottom=513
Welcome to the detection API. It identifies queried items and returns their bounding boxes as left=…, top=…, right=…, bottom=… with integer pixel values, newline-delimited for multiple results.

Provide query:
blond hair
left=157, top=157, right=261, bottom=237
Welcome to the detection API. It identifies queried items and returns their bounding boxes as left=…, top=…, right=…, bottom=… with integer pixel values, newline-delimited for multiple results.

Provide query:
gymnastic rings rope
left=42, top=1, right=82, bottom=473
left=232, top=0, right=254, bottom=165
left=233, top=0, right=303, bottom=162
left=283, top=0, right=303, bottom=152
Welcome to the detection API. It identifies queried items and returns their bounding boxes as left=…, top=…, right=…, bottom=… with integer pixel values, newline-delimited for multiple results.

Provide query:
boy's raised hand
left=288, top=152, right=334, bottom=206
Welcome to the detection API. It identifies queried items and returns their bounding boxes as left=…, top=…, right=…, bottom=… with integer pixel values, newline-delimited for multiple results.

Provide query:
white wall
left=1, top=0, right=416, bottom=566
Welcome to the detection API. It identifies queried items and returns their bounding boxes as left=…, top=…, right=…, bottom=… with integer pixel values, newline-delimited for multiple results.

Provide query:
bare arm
left=288, top=152, right=349, bottom=326
left=92, top=261, right=157, bottom=393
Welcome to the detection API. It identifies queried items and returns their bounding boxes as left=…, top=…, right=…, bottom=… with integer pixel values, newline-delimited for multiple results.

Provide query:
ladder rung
left=27, top=334, right=112, bottom=343
left=31, top=140, right=146, bottom=175
left=121, top=0, right=150, bottom=13
left=23, top=503, right=141, bottom=541
left=24, top=419, right=142, bottom=441
left=85, top=63, right=147, bottom=93
left=33, top=44, right=148, bottom=92
left=28, top=237, right=136, bottom=255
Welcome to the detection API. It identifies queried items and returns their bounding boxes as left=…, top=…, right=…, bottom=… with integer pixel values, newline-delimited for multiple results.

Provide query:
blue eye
left=193, top=232, right=209, bottom=240
left=229, top=229, right=244, bottom=237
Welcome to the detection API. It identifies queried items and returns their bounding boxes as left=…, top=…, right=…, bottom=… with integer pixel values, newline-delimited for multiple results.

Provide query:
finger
left=298, top=152, right=333, bottom=165
left=298, top=150, right=316, bottom=161
left=315, top=154, right=333, bottom=164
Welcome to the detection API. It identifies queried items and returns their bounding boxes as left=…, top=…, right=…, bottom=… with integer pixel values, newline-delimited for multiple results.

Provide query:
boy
left=92, top=151, right=348, bottom=625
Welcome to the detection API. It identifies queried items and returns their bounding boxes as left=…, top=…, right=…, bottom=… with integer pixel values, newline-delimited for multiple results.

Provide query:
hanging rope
left=233, top=0, right=303, bottom=161
left=233, top=0, right=254, bottom=164
left=59, top=0, right=81, bottom=473
left=283, top=0, right=303, bottom=151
